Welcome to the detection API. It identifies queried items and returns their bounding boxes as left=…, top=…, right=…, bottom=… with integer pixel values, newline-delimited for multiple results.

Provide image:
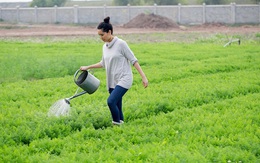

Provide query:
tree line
left=30, top=0, right=67, bottom=7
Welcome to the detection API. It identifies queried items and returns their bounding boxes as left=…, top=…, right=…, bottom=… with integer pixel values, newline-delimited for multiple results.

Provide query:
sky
left=0, top=0, right=32, bottom=2
left=0, top=0, right=106, bottom=2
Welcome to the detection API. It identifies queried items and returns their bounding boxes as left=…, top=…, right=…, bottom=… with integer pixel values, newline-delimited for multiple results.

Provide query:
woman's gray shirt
left=100, top=37, right=138, bottom=90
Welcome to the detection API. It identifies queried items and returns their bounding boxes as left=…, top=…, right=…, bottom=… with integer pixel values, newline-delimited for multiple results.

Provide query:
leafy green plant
left=0, top=34, right=259, bottom=162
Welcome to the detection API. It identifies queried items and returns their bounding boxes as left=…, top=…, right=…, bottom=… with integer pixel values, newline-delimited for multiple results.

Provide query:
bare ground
left=0, top=17, right=259, bottom=44
left=0, top=22, right=259, bottom=37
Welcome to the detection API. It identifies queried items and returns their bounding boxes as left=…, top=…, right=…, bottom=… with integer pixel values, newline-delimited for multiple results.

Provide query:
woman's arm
left=80, top=62, right=102, bottom=71
left=133, top=62, right=148, bottom=88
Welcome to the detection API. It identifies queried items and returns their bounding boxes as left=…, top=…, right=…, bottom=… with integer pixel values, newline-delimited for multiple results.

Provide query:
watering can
left=48, top=69, right=100, bottom=117
left=74, top=69, right=100, bottom=94
left=64, top=69, right=100, bottom=104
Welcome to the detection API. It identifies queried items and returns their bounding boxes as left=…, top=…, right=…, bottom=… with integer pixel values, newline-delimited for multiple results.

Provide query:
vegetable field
left=0, top=32, right=260, bottom=162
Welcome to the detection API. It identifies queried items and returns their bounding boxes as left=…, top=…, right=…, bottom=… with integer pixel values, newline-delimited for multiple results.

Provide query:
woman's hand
left=142, top=76, right=148, bottom=88
left=80, top=63, right=102, bottom=71
left=80, top=66, right=89, bottom=71
left=133, top=62, right=148, bottom=88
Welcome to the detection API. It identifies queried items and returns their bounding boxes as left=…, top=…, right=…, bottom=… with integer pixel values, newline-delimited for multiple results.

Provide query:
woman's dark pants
left=108, top=85, right=128, bottom=123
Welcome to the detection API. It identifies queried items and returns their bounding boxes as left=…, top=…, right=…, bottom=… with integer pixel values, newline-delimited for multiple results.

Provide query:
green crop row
left=0, top=34, right=259, bottom=162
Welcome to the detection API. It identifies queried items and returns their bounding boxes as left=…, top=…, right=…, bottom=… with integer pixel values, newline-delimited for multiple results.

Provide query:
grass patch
left=0, top=35, right=259, bottom=162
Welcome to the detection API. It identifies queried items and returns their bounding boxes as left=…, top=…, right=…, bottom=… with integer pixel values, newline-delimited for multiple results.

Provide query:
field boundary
left=0, top=4, right=259, bottom=25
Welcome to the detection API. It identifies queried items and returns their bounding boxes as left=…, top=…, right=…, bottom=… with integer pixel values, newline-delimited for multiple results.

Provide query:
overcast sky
left=0, top=0, right=32, bottom=2
left=0, top=0, right=106, bottom=2
left=1, top=0, right=105, bottom=2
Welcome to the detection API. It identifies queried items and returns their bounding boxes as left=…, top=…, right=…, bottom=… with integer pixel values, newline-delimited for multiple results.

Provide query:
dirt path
left=0, top=23, right=259, bottom=37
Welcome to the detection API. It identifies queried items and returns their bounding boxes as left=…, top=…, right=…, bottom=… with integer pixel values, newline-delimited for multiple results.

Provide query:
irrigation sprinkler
left=223, top=35, right=241, bottom=47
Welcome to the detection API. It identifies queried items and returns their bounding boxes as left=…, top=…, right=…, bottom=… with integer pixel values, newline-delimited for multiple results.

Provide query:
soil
left=0, top=13, right=259, bottom=37
left=123, top=13, right=179, bottom=29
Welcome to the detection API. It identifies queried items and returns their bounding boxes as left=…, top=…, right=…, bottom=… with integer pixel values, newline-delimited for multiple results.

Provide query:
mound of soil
left=123, top=13, right=179, bottom=29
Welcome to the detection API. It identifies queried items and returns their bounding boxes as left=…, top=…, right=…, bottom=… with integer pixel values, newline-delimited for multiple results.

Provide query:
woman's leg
left=108, top=85, right=128, bottom=123
left=117, top=97, right=123, bottom=122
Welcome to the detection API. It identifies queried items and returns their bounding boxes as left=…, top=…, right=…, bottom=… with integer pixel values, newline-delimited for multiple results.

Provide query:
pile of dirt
left=123, top=13, right=179, bottom=29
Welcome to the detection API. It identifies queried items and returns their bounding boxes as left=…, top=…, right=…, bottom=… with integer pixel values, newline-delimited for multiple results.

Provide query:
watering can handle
left=74, top=69, right=81, bottom=83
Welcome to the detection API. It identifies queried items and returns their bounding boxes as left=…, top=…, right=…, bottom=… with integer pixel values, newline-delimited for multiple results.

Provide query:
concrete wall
left=0, top=3, right=259, bottom=25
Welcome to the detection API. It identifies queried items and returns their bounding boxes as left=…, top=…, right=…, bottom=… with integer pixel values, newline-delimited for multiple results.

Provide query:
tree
left=154, top=0, right=179, bottom=5
left=203, top=0, right=227, bottom=4
left=113, top=0, right=129, bottom=6
left=30, top=0, right=67, bottom=7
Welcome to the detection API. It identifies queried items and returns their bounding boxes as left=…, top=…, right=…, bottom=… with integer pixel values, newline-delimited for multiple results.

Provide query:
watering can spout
left=64, top=99, right=70, bottom=104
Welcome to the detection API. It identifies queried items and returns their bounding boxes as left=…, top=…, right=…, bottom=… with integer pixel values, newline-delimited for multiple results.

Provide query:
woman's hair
left=97, top=17, right=113, bottom=34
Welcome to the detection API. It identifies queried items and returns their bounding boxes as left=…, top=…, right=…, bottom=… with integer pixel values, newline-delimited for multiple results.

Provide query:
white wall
left=0, top=4, right=259, bottom=25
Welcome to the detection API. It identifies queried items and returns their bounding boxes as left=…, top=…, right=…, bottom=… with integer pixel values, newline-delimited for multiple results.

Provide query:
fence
left=0, top=3, right=259, bottom=25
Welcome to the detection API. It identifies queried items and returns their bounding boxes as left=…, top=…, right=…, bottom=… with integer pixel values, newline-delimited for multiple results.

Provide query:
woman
left=80, top=17, right=148, bottom=125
